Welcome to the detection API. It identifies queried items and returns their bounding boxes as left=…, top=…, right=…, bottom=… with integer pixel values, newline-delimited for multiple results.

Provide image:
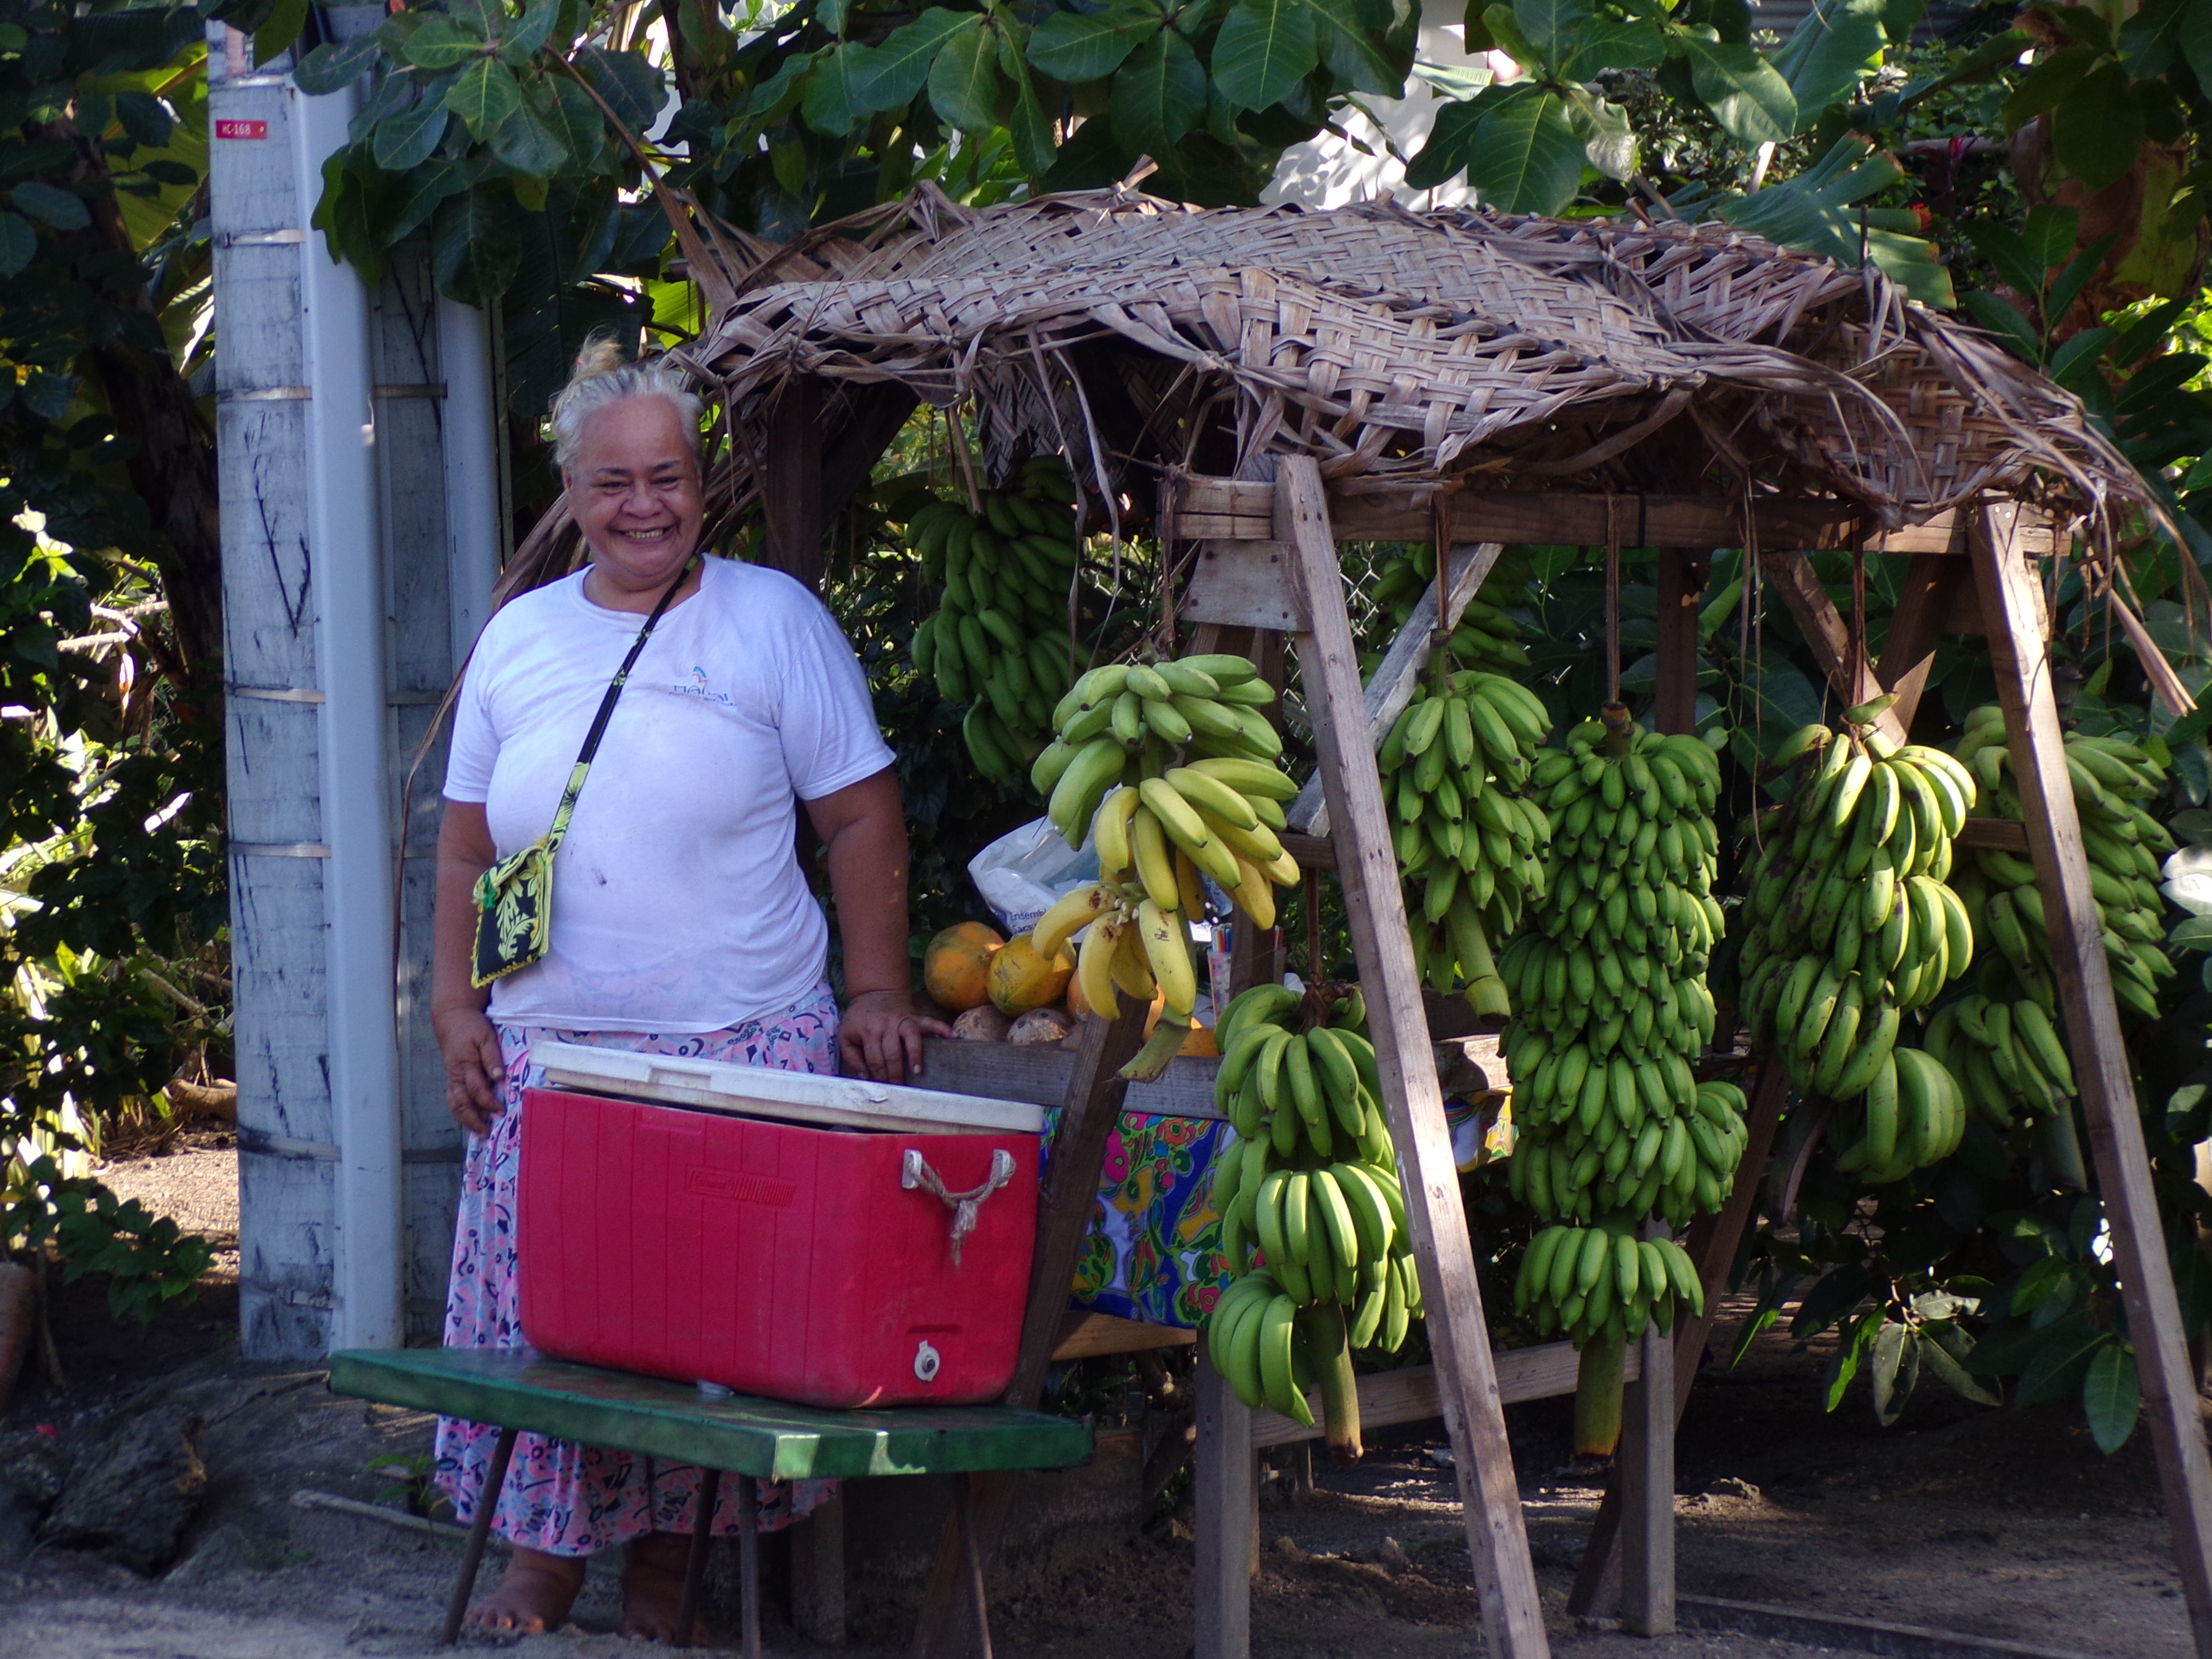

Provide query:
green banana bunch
left=1379, top=669, right=1554, bottom=1021
left=1360, top=547, right=1533, bottom=673
left=1737, top=699, right=1979, bottom=1115
left=1923, top=991, right=2077, bottom=1125
left=1948, top=706, right=2175, bottom=1026
left=1824, top=1045, right=1969, bottom=1182
left=1205, top=983, right=1418, bottom=1461
left=1513, top=1218, right=1706, bottom=1348
left=909, top=458, right=1089, bottom=782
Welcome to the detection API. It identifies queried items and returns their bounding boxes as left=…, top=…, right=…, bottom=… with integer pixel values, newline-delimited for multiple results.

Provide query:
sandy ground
left=0, top=1143, right=2194, bottom=1658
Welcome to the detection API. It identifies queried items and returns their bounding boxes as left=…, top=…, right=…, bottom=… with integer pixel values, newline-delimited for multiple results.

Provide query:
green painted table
left=328, top=1349, right=1093, bottom=1654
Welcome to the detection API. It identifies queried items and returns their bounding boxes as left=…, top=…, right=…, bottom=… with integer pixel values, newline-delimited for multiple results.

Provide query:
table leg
left=676, top=1467, right=721, bottom=1650
left=739, top=1474, right=762, bottom=1659
left=956, top=1477, right=994, bottom=1659
left=440, top=1425, right=517, bottom=1647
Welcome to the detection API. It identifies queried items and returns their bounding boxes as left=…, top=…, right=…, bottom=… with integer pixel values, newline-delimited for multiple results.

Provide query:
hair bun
left=568, top=334, right=629, bottom=386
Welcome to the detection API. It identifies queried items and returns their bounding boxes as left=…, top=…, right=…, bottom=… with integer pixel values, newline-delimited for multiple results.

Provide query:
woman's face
left=565, top=397, right=704, bottom=595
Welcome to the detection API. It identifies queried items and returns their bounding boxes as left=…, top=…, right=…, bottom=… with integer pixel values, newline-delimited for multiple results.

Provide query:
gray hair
left=549, top=335, right=706, bottom=471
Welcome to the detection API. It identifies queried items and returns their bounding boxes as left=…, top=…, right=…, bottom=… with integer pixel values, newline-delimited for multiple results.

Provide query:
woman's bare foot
left=621, top=1531, right=702, bottom=1642
left=465, top=1546, right=587, bottom=1633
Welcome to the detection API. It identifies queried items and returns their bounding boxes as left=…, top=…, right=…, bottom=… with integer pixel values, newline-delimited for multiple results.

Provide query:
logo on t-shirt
left=673, top=666, right=736, bottom=708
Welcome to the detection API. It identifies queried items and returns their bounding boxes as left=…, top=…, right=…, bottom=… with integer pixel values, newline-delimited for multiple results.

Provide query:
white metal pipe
left=437, top=297, right=502, bottom=662
left=293, top=74, right=402, bottom=1351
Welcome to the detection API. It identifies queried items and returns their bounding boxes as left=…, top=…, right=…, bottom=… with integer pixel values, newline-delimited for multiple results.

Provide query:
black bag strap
left=544, top=558, right=695, bottom=850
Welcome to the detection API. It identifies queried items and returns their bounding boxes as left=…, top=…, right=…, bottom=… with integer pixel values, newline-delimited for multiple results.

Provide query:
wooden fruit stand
left=492, top=183, right=2212, bottom=1659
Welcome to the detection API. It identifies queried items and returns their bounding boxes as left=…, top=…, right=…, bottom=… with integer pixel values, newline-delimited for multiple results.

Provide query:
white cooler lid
left=529, top=1041, right=1044, bottom=1136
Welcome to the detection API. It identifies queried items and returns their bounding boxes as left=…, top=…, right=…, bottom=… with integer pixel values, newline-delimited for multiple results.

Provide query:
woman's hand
left=841, top=989, right=955, bottom=1082
left=435, top=1003, right=508, bottom=1136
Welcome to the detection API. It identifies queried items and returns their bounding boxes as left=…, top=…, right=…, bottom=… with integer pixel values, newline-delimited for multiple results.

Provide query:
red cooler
left=516, top=1041, right=1043, bottom=1409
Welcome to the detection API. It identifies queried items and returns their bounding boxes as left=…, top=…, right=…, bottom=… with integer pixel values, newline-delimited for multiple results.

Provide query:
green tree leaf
left=802, top=45, right=864, bottom=134
left=311, top=151, right=385, bottom=283
left=2182, top=0, right=2212, bottom=89
left=2013, top=1314, right=2105, bottom=1405
left=2040, top=2, right=2112, bottom=52
left=1402, top=90, right=1496, bottom=188
left=1869, top=1320, right=1919, bottom=1425
left=2081, top=1341, right=2140, bottom=1453
left=2050, top=61, right=2145, bottom=192
left=1465, top=86, right=1585, bottom=212
left=577, top=44, right=667, bottom=136
left=1566, top=88, right=1635, bottom=179
left=854, top=9, right=977, bottom=112
left=997, top=31, right=1059, bottom=176
left=490, top=95, right=570, bottom=175
left=431, top=182, right=525, bottom=305
left=10, top=180, right=87, bottom=231
left=1770, top=0, right=1885, bottom=118
left=1678, top=32, right=1797, bottom=143
left=1999, top=43, right=2098, bottom=131
left=1304, top=0, right=1402, bottom=95
left=372, top=96, right=451, bottom=172
left=446, top=56, right=524, bottom=140
left=928, top=18, right=1005, bottom=131
left=1211, top=0, right=1320, bottom=112
left=1917, top=1332, right=2002, bottom=1407
left=383, top=159, right=473, bottom=244
left=1960, top=291, right=2043, bottom=361
left=1513, top=0, right=1590, bottom=72
left=1111, top=27, right=1206, bottom=157
left=1557, top=17, right=1666, bottom=78
left=402, top=16, right=487, bottom=71
left=294, top=35, right=383, bottom=95
left=254, top=0, right=308, bottom=67
left=499, top=0, right=563, bottom=65
left=2118, top=0, right=2188, bottom=78
left=1028, top=8, right=1154, bottom=83
left=539, top=73, right=607, bottom=164
left=0, top=210, right=32, bottom=277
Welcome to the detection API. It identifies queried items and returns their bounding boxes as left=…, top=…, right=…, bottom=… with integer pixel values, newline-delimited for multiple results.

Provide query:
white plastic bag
left=969, top=817, right=1099, bottom=937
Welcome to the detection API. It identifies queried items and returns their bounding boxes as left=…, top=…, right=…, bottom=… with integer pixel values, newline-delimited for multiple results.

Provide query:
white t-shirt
left=444, top=556, right=894, bottom=1032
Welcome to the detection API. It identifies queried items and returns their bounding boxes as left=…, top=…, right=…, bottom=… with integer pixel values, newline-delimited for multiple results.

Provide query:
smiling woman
left=421, top=338, right=951, bottom=1640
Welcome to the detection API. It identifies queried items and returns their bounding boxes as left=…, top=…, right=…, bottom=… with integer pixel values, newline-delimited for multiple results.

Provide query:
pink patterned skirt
left=432, top=986, right=842, bottom=1557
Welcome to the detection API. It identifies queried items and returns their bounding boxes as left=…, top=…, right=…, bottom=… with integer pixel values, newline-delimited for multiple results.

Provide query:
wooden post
left=1618, top=1256, right=1675, bottom=1637
left=791, top=1494, right=846, bottom=1647
left=1654, top=550, right=1709, bottom=737
left=1276, top=457, right=1550, bottom=1659
left=1974, top=503, right=2212, bottom=1659
left=1195, top=1354, right=1256, bottom=1659
left=761, top=378, right=824, bottom=589
left=1873, top=553, right=1972, bottom=734
left=909, top=1005, right=1152, bottom=1659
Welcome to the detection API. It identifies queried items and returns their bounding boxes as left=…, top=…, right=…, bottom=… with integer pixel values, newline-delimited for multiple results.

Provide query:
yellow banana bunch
left=1380, top=669, right=1553, bottom=1021
left=1948, top=705, right=2175, bottom=1026
left=1203, top=984, right=1417, bottom=1462
left=909, top=458, right=1092, bottom=783
left=1735, top=697, right=1978, bottom=1135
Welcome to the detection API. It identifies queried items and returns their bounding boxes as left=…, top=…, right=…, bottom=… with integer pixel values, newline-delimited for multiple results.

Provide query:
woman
left=430, top=341, right=947, bottom=1638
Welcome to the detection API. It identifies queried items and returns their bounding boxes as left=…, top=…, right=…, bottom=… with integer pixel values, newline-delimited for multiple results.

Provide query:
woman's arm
left=805, top=767, right=953, bottom=1081
left=431, top=801, right=508, bottom=1135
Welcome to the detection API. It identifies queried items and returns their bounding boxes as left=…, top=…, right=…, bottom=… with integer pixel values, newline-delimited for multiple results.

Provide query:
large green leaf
left=855, top=9, right=976, bottom=112
left=1511, top=0, right=1589, bottom=72
left=2119, top=0, right=2188, bottom=78
left=2081, top=1340, right=2140, bottom=1453
left=1211, top=0, right=1320, bottom=112
left=445, top=56, right=523, bottom=140
left=1111, top=27, right=1205, bottom=157
left=1465, top=86, right=1585, bottom=214
left=401, top=17, right=485, bottom=70
left=1917, top=1332, right=2002, bottom=1407
left=1029, top=8, right=1154, bottom=83
left=1716, top=137, right=1950, bottom=305
left=294, top=35, right=383, bottom=95
left=928, top=18, right=1005, bottom=132
left=1302, top=0, right=1400, bottom=93
left=1557, top=17, right=1666, bottom=78
left=1566, top=88, right=1635, bottom=180
left=1678, top=32, right=1796, bottom=143
left=2051, top=61, right=2145, bottom=192
left=254, top=0, right=308, bottom=67
left=801, top=45, right=866, bottom=134
left=490, top=95, right=569, bottom=175
left=576, top=44, right=667, bottom=136
left=538, top=73, right=607, bottom=165
left=9, top=181, right=87, bottom=231
left=0, top=211, right=33, bottom=278
left=1999, top=43, right=2099, bottom=131
left=497, top=0, right=562, bottom=66
left=1402, top=89, right=1500, bottom=188
left=1869, top=1320, right=1919, bottom=1426
left=2013, top=1314, right=2106, bottom=1405
left=382, top=159, right=472, bottom=245
left=372, top=96, right=451, bottom=172
left=431, top=183, right=524, bottom=306
left=997, top=32, right=1058, bottom=176
left=2182, top=0, right=2212, bottom=89
left=1771, top=0, right=1885, bottom=118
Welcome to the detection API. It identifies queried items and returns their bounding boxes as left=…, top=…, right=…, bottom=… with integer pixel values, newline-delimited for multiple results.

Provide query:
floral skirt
left=432, top=987, right=842, bottom=1558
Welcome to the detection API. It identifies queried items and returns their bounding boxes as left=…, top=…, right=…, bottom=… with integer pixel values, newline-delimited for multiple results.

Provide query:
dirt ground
left=0, top=1142, right=2194, bottom=1658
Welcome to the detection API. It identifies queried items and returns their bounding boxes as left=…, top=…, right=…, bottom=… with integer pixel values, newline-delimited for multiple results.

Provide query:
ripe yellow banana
left=1135, top=899, right=1198, bottom=1017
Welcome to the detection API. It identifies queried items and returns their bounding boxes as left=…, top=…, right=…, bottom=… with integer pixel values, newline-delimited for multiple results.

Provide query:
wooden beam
left=908, top=1005, right=1152, bottom=1659
left=1195, top=1356, right=1255, bottom=1659
left=1655, top=550, right=1710, bottom=736
left=1619, top=1269, right=1676, bottom=1637
left=1165, top=477, right=2058, bottom=556
left=1285, top=543, right=1503, bottom=838
left=1249, top=1339, right=1641, bottom=1449
left=1975, top=502, right=2212, bottom=1659
left=1052, top=1311, right=1195, bottom=1361
left=1875, top=553, right=1970, bottom=735
left=913, top=1037, right=1225, bottom=1120
left=1277, top=456, right=1550, bottom=1659
left=762, top=378, right=824, bottom=589
left=1957, top=817, right=2031, bottom=852
left=1757, top=552, right=1904, bottom=745
left=1179, top=543, right=1310, bottom=632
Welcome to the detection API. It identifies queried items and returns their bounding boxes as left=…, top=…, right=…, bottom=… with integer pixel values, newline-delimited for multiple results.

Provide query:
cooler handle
left=901, top=1147, right=1015, bottom=1267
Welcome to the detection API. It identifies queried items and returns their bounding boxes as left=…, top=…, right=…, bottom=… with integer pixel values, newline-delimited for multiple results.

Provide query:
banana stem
left=1573, top=1324, right=1628, bottom=1457
left=2037, top=1099, right=2090, bottom=1192
left=1306, top=1301, right=1363, bottom=1464
left=1600, top=701, right=1635, bottom=758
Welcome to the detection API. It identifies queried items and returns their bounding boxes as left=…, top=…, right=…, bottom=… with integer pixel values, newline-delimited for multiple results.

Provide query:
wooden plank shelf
left=1249, top=1340, right=1634, bottom=1450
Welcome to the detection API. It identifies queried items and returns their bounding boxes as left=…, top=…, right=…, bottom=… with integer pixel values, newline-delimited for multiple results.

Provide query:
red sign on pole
left=215, top=119, right=268, bottom=140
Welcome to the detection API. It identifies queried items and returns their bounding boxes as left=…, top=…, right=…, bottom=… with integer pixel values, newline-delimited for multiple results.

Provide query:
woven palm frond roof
left=671, top=183, right=2143, bottom=533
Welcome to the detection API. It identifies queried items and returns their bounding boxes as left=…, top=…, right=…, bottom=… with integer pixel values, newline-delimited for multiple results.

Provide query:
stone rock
left=0, top=1428, right=71, bottom=1506
left=40, top=1404, right=206, bottom=1573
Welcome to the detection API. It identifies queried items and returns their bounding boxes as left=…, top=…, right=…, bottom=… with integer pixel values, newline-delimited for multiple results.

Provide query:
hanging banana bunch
left=1024, top=652, right=1303, bottom=1080
left=908, top=458, right=1088, bottom=784
left=1380, top=670, right=1553, bottom=1020
left=1362, top=548, right=1532, bottom=673
left=1202, top=984, right=1420, bottom=1464
left=1495, top=703, right=1736, bottom=1458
